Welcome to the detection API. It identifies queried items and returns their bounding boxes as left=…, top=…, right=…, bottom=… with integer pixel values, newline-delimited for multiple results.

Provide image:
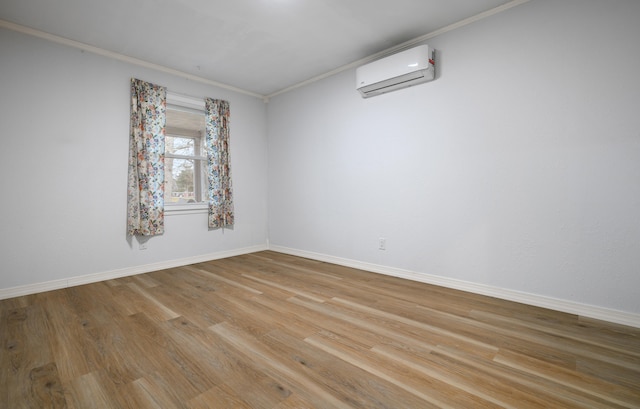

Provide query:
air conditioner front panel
left=356, top=44, right=434, bottom=97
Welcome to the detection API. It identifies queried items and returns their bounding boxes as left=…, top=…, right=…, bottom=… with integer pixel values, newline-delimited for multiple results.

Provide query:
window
left=165, top=108, right=207, bottom=206
left=165, top=93, right=207, bottom=211
left=129, top=82, right=233, bottom=229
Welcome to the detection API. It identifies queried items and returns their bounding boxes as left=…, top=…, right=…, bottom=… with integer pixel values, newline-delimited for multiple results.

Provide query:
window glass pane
left=165, top=105, right=207, bottom=206
left=167, top=158, right=194, bottom=203
left=166, top=107, right=205, bottom=138
left=165, top=157, right=207, bottom=204
left=166, top=136, right=195, bottom=156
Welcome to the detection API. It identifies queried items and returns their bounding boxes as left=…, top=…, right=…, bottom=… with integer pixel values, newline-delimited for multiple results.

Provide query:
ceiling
left=0, top=0, right=525, bottom=98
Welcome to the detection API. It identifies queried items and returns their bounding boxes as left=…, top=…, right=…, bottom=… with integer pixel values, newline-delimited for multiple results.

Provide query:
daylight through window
left=165, top=106, right=207, bottom=206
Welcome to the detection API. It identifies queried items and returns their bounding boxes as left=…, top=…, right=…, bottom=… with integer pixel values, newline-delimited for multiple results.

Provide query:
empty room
left=1, top=0, right=639, bottom=407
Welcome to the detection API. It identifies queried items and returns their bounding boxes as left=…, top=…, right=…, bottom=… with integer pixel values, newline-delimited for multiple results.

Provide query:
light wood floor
left=1, top=251, right=639, bottom=408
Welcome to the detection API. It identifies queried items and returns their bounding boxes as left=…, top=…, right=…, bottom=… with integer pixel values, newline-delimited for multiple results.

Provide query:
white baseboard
left=0, top=244, right=268, bottom=300
left=268, top=245, right=640, bottom=329
left=3, top=243, right=638, bottom=328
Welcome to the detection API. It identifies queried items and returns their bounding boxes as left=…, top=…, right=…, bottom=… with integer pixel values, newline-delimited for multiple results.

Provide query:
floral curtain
left=205, top=98, right=234, bottom=229
left=127, top=78, right=167, bottom=236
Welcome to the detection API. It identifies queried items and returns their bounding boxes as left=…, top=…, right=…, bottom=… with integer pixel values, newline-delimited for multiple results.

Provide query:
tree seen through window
left=165, top=107, right=206, bottom=204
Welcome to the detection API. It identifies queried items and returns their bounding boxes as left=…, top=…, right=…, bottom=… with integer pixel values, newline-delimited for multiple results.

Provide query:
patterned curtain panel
left=205, top=98, right=234, bottom=229
left=127, top=78, right=167, bottom=236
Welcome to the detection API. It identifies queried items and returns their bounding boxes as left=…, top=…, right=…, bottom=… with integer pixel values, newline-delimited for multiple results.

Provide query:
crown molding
left=266, top=0, right=531, bottom=99
left=0, top=19, right=265, bottom=100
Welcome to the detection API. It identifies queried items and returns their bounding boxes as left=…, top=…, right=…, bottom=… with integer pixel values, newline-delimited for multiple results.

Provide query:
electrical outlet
left=378, top=238, right=386, bottom=251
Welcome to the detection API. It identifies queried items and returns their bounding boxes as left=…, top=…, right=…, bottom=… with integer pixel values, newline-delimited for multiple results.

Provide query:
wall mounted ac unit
left=356, top=45, right=435, bottom=98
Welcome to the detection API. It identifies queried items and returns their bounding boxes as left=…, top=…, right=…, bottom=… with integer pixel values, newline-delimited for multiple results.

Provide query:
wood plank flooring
left=1, top=251, right=639, bottom=408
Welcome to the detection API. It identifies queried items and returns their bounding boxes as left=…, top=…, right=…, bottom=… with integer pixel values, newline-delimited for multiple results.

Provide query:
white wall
left=267, top=0, right=640, bottom=316
left=2, top=0, right=639, bottom=323
left=0, top=28, right=269, bottom=291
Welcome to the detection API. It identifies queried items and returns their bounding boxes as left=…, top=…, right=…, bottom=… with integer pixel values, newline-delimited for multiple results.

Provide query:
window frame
left=164, top=92, right=209, bottom=215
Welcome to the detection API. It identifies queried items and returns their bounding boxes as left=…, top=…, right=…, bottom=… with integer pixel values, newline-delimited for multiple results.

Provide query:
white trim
left=268, top=245, right=640, bottom=329
left=166, top=92, right=206, bottom=111
left=266, top=0, right=531, bottom=99
left=3, top=241, right=637, bottom=328
left=2, top=1, right=529, bottom=102
left=0, top=244, right=268, bottom=300
left=166, top=153, right=206, bottom=161
left=165, top=203, right=208, bottom=215
left=0, top=19, right=264, bottom=100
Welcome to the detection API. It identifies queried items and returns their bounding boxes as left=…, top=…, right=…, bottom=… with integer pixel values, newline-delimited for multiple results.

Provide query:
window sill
left=166, top=204, right=208, bottom=216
